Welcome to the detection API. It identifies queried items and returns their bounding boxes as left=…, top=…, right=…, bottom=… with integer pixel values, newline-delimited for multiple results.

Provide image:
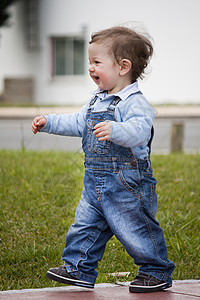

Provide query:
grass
left=0, top=150, right=199, bottom=291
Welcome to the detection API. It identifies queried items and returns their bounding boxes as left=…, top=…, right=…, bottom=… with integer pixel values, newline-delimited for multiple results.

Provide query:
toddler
left=32, top=26, right=175, bottom=293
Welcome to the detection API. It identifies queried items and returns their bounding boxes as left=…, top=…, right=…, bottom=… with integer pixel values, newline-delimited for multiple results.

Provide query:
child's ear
left=119, top=59, right=132, bottom=76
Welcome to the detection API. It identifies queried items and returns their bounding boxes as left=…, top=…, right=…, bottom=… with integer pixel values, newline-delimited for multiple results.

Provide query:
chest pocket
left=86, top=118, right=111, bottom=155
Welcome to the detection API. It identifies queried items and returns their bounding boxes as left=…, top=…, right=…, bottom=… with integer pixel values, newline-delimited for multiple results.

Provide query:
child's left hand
left=93, top=121, right=111, bottom=141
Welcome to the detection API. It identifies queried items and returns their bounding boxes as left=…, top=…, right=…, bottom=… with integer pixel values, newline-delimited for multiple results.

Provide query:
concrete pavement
left=1, top=281, right=200, bottom=299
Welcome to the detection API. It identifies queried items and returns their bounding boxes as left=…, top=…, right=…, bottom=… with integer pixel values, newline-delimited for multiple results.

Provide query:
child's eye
left=95, top=60, right=100, bottom=65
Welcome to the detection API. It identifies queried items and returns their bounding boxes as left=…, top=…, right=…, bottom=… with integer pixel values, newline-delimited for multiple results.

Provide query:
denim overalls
left=62, top=96, right=175, bottom=285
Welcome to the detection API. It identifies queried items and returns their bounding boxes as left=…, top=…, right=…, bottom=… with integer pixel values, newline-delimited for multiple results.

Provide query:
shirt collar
left=91, top=81, right=140, bottom=101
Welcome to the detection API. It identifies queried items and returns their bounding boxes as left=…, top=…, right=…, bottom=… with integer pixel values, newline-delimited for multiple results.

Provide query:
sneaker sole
left=46, top=270, right=94, bottom=289
left=129, top=282, right=172, bottom=293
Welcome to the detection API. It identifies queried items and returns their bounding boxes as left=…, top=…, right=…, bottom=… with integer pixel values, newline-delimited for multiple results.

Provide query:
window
left=52, top=37, right=85, bottom=76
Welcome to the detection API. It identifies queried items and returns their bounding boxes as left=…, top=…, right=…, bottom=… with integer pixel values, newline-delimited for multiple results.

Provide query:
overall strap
left=88, top=95, right=122, bottom=111
left=107, top=96, right=122, bottom=111
left=88, top=96, right=98, bottom=108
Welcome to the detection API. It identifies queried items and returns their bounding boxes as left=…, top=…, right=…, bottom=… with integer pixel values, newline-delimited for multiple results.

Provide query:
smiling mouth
left=92, top=75, right=99, bottom=81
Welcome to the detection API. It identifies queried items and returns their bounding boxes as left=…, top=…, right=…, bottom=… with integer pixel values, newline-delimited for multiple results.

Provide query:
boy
left=32, top=26, right=175, bottom=293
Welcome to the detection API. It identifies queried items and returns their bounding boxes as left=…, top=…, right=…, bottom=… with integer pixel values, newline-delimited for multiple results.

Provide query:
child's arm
left=32, top=103, right=88, bottom=137
left=95, top=95, right=155, bottom=148
left=32, top=116, right=47, bottom=134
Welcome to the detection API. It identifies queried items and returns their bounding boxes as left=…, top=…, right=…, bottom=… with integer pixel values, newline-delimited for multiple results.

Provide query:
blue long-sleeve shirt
left=41, top=82, right=155, bottom=159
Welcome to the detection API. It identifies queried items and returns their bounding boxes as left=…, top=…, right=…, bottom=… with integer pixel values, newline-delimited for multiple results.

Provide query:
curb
left=1, top=280, right=200, bottom=295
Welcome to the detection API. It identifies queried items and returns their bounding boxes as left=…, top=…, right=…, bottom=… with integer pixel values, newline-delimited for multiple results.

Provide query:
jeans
left=62, top=159, right=174, bottom=284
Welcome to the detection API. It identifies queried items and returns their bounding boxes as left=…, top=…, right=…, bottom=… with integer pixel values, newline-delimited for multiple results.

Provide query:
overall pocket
left=118, top=168, right=141, bottom=199
left=86, top=118, right=111, bottom=154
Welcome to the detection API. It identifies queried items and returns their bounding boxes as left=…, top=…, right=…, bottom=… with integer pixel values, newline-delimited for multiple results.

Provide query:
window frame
left=50, top=35, right=86, bottom=78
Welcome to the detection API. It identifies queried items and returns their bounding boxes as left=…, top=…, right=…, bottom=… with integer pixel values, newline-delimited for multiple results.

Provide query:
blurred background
left=0, top=0, right=200, bottom=153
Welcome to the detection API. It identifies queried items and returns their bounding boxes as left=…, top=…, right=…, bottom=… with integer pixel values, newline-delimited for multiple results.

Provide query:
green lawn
left=0, top=150, right=199, bottom=291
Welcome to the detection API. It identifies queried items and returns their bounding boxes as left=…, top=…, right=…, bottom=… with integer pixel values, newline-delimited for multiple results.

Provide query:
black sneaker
left=46, top=265, right=94, bottom=289
left=129, top=272, right=172, bottom=293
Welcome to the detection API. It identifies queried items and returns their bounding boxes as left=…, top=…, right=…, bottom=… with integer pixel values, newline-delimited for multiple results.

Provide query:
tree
left=0, top=0, right=20, bottom=28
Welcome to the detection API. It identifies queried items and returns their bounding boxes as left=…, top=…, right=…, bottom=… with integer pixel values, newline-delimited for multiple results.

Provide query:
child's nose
left=88, top=64, right=95, bottom=72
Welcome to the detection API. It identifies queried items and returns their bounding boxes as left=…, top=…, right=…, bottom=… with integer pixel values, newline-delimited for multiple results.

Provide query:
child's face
left=88, top=42, right=122, bottom=94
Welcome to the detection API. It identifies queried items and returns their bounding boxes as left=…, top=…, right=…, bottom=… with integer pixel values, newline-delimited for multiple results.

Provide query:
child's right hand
left=32, top=116, right=47, bottom=134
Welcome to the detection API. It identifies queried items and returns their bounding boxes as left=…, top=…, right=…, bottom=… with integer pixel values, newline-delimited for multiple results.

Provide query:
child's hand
left=32, top=116, right=47, bottom=134
left=93, top=121, right=111, bottom=141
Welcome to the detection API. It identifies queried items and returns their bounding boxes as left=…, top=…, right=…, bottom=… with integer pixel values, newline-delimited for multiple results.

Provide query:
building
left=0, top=0, right=200, bottom=106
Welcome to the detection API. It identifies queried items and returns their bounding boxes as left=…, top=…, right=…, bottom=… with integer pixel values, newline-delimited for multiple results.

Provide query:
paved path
left=1, top=281, right=200, bottom=299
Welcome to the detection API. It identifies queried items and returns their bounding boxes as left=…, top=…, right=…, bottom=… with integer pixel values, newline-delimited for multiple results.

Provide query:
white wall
left=0, top=0, right=200, bottom=105
left=0, top=2, right=40, bottom=96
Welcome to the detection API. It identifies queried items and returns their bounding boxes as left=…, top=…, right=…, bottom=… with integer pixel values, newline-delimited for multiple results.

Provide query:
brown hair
left=89, top=26, right=153, bottom=82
